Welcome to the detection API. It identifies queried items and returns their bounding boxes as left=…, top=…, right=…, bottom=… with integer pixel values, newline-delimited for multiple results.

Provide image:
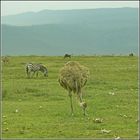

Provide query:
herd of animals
left=1, top=53, right=135, bottom=115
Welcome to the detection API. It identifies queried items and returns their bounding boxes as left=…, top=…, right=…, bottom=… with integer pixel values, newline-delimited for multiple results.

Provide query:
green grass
left=1, top=56, right=139, bottom=139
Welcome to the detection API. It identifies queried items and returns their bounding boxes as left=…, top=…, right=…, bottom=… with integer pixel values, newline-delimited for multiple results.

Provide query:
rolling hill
left=2, top=8, right=138, bottom=56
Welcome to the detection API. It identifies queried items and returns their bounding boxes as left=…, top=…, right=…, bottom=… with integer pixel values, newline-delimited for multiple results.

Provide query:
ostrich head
left=79, top=101, right=87, bottom=115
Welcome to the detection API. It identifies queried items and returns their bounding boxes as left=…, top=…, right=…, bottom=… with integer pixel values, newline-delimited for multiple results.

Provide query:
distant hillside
left=2, top=8, right=138, bottom=56
left=2, top=8, right=138, bottom=26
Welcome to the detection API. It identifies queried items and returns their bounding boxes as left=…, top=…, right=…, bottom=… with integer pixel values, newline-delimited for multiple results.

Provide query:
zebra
left=26, top=63, right=48, bottom=78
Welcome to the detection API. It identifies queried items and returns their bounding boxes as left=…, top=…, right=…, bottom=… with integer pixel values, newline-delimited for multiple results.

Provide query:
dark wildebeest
left=64, top=54, right=71, bottom=59
left=129, top=53, right=134, bottom=56
left=26, top=63, right=48, bottom=78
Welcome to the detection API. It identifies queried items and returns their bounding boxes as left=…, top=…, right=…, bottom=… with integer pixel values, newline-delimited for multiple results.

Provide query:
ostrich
left=58, top=61, right=89, bottom=115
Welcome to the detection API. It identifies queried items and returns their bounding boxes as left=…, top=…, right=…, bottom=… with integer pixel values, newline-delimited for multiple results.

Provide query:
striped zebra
left=26, top=63, right=48, bottom=78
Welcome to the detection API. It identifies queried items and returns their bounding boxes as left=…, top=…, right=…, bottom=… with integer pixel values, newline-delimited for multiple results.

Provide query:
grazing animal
left=2, top=56, right=9, bottom=64
left=129, top=53, right=134, bottom=56
left=26, top=63, right=48, bottom=78
left=58, top=61, right=89, bottom=116
left=64, top=54, right=71, bottom=59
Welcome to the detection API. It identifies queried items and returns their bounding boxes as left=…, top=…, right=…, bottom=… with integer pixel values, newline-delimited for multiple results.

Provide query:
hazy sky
left=1, top=1, right=139, bottom=16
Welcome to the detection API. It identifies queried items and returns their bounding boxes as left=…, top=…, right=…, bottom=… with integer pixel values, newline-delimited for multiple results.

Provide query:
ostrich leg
left=68, top=91, right=74, bottom=115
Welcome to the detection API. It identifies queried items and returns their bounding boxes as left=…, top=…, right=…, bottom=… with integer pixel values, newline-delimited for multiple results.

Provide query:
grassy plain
left=1, top=56, right=139, bottom=139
